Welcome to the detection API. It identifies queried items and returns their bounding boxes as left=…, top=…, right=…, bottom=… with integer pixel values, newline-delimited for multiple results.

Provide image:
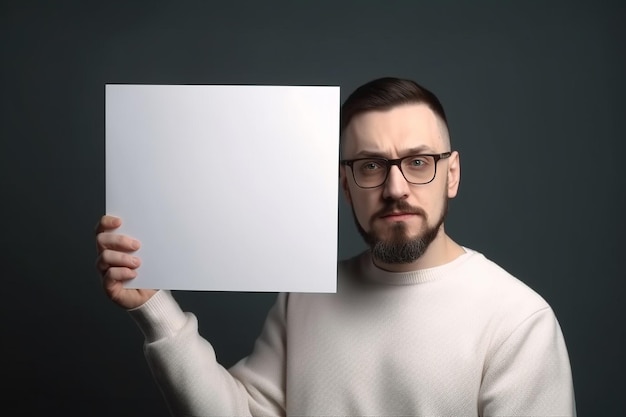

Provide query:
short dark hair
left=340, top=77, right=449, bottom=139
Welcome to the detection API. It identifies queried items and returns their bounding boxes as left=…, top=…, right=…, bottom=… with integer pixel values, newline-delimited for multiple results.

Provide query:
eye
left=357, top=159, right=385, bottom=174
left=408, top=157, right=428, bottom=167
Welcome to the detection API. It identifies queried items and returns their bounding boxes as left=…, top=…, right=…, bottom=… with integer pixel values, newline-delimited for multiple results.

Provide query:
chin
left=371, top=223, right=412, bottom=243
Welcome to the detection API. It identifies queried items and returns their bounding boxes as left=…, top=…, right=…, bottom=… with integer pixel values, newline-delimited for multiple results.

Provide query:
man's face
left=340, top=103, right=460, bottom=266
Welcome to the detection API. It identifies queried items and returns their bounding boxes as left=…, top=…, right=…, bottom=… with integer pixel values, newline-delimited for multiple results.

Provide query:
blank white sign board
left=105, top=84, right=339, bottom=292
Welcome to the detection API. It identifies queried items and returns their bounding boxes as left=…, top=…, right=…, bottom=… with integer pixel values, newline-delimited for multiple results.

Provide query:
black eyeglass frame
left=340, top=152, right=452, bottom=189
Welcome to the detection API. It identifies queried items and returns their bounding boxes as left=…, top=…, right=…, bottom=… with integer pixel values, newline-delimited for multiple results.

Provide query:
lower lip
left=381, top=214, right=417, bottom=221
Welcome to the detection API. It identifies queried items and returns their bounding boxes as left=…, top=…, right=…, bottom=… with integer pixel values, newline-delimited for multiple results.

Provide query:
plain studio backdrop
left=1, top=1, right=623, bottom=416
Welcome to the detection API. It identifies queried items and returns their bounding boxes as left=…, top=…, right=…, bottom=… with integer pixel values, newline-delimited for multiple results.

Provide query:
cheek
left=350, top=191, right=377, bottom=226
left=423, top=188, right=448, bottom=221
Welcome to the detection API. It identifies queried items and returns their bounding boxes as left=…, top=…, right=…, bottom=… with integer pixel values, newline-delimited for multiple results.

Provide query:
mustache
left=373, top=200, right=426, bottom=219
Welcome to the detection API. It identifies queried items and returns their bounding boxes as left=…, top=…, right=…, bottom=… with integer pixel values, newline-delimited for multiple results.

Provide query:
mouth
left=380, top=212, right=419, bottom=221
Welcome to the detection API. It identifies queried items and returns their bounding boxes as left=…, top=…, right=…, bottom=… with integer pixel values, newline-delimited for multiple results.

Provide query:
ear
left=339, top=165, right=353, bottom=205
left=447, top=151, right=461, bottom=199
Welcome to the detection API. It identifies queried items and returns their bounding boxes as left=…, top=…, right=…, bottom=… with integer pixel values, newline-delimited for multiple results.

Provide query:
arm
left=478, top=307, right=576, bottom=417
left=95, top=215, right=286, bottom=416
left=129, top=290, right=287, bottom=417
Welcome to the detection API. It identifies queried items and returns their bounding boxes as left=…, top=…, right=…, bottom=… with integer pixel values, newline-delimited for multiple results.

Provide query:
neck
left=372, top=227, right=465, bottom=272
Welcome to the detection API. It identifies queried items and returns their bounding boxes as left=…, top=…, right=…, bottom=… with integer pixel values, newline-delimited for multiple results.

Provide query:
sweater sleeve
left=128, top=290, right=287, bottom=417
left=478, top=307, right=577, bottom=417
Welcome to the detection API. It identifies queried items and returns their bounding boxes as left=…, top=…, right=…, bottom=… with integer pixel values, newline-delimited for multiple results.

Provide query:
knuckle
left=105, top=267, right=122, bottom=281
left=102, top=270, right=113, bottom=284
left=95, top=255, right=107, bottom=273
left=96, top=232, right=117, bottom=250
left=101, top=249, right=124, bottom=267
left=126, top=254, right=139, bottom=267
left=121, top=236, right=135, bottom=249
left=100, top=249, right=114, bottom=262
left=107, top=266, right=136, bottom=281
left=112, top=234, right=131, bottom=250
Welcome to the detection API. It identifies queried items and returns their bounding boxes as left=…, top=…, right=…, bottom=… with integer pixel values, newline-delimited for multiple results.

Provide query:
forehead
left=342, top=103, right=447, bottom=157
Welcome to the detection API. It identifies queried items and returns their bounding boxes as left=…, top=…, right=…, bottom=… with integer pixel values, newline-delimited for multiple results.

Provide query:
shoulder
left=464, top=248, right=546, bottom=298
left=459, top=247, right=556, bottom=326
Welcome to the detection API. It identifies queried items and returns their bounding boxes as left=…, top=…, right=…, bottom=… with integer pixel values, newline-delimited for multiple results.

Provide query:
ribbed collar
left=360, top=247, right=476, bottom=285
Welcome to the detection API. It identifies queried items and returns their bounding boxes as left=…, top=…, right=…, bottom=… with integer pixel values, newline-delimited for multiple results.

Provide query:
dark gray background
left=1, top=1, right=624, bottom=415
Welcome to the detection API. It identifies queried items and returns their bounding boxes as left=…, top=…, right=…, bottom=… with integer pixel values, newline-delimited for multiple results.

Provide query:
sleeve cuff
left=127, top=290, right=188, bottom=343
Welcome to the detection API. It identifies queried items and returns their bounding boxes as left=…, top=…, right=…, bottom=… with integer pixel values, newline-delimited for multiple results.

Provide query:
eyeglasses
left=341, top=152, right=452, bottom=189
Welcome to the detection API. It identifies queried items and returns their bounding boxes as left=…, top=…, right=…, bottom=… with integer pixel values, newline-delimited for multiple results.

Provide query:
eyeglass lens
left=353, top=155, right=437, bottom=187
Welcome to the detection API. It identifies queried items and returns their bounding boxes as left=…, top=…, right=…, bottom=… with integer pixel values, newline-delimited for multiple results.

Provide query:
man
left=95, top=77, right=576, bottom=416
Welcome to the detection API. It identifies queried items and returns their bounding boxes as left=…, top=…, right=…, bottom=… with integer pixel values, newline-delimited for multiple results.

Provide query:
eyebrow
left=354, top=146, right=438, bottom=158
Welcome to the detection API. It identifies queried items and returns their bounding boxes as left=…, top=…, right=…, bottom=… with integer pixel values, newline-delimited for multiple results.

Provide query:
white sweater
left=129, top=248, right=576, bottom=416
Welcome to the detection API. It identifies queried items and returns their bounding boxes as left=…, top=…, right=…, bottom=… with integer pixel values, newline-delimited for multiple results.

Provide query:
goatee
left=353, top=199, right=448, bottom=265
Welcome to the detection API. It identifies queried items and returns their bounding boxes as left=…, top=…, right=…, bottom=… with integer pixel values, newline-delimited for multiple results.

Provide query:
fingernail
left=131, top=256, right=140, bottom=266
left=131, top=240, right=140, bottom=250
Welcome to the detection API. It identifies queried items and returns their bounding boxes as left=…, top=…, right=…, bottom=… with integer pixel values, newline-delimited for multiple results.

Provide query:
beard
left=353, top=198, right=448, bottom=265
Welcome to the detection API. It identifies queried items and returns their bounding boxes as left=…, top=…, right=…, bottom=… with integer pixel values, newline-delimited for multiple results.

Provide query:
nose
left=382, top=165, right=410, bottom=200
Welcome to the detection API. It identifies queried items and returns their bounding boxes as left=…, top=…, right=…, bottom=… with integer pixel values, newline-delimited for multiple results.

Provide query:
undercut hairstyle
left=340, top=77, right=450, bottom=148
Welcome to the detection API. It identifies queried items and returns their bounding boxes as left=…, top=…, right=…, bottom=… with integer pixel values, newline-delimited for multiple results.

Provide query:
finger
left=96, top=232, right=141, bottom=253
left=96, top=249, right=141, bottom=274
left=102, top=272, right=150, bottom=309
left=102, top=268, right=138, bottom=305
left=94, top=215, right=122, bottom=235
left=102, top=266, right=138, bottom=284
left=97, top=249, right=141, bottom=271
